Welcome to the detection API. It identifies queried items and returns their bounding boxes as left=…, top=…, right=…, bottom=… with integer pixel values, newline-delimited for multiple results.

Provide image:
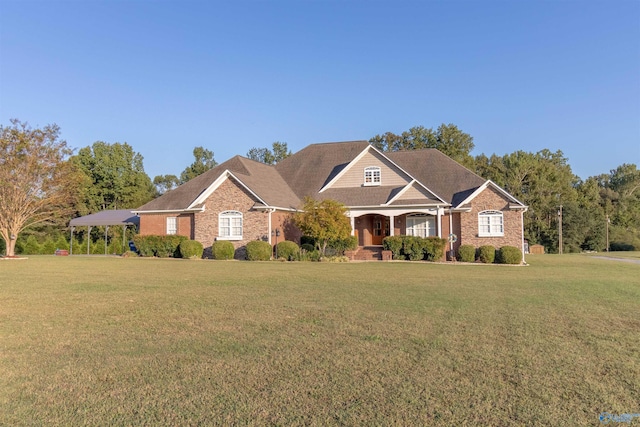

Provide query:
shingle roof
left=386, top=149, right=486, bottom=205
left=137, top=142, right=497, bottom=212
left=275, top=141, right=371, bottom=199
left=137, top=156, right=300, bottom=212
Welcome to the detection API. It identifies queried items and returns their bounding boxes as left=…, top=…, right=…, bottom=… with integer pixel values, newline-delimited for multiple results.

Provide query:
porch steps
left=348, top=246, right=383, bottom=261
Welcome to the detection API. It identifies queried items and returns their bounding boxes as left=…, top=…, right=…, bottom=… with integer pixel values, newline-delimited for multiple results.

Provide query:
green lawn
left=1, top=255, right=638, bottom=426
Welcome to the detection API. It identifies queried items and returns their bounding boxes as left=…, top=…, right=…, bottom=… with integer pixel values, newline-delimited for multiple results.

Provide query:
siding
left=331, top=151, right=410, bottom=189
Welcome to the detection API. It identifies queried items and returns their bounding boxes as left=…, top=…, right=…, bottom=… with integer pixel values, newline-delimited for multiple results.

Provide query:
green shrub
left=211, top=240, right=235, bottom=260
left=496, top=246, right=522, bottom=264
left=300, top=249, right=322, bottom=262
left=610, top=242, right=635, bottom=251
left=55, top=236, right=70, bottom=251
left=276, top=241, right=299, bottom=260
left=301, top=243, right=315, bottom=253
left=457, top=245, right=476, bottom=262
left=423, top=237, right=447, bottom=261
left=22, top=235, right=42, bottom=255
left=328, top=235, right=358, bottom=253
left=246, top=240, right=272, bottom=261
left=41, top=237, right=57, bottom=255
left=478, top=245, right=496, bottom=264
left=91, top=238, right=107, bottom=254
left=320, top=255, right=350, bottom=262
left=131, top=235, right=187, bottom=257
left=403, top=236, right=423, bottom=261
left=179, top=240, right=204, bottom=259
left=383, top=236, right=403, bottom=259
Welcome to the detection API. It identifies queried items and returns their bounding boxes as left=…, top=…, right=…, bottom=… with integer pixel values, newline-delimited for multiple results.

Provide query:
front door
left=371, top=215, right=388, bottom=245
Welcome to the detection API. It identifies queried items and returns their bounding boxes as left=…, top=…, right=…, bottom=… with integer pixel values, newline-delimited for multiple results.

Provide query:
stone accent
left=194, top=177, right=270, bottom=259
left=459, top=186, right=523, bottom=250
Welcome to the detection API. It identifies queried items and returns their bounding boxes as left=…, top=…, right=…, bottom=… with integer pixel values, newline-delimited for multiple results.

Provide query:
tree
left=153, top=174, right=180, bottom=195
left=180, top=146, right=217, bottom=183
left=293, top=197, right=352, bottom=256
left=0, top=119, right=81, bottom=257
left=246, top=141, right=291, bottom=165
left=369, top=123, right=475, bottom=168
left=73, top=141, right=156, bottom=213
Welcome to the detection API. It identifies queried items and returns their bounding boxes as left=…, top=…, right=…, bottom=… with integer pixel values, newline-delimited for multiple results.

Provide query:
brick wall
left=194, top=177, right=270, bottom=259
left=459, top=186, right=523, bottom=249
left=138, top=213, right=193, bottom=238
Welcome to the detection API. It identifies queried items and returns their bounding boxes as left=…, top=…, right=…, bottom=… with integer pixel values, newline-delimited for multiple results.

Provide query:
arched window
left=219, top=210, right=243, bottom=240
left=406, top=213, right=436, bottom=238
left=364, top=166, right=381, bottom=186
left=478, top=210, right=503, bottom=237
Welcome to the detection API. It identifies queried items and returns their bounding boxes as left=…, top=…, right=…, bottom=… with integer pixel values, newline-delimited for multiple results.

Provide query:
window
left=364, top=166, right=381, bottom=186
left=218, top=211, right=243, bottom=240
left=478, top=210, right=504, bottom=237
left=406, top=214, right=436, bottom=238
left=166, top=217, right=177, bottom=235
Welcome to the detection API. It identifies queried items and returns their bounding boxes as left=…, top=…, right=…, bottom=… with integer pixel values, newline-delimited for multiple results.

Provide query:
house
left=134, top=141, right=528, bottom=260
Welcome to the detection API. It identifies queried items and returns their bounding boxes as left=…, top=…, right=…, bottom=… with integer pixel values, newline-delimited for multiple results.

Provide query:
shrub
left=423, top=237, right=447, bottom=261
left=403, top=236, right=423, bottom=261
left=179, top=240, right=204, bottom=259
left=301, top=243, right=315, bottom=253
left=383, top=236, right=403, bottom=260
left=328, top=235, right=358, bottom=254
left=132, top=235, right=187, bottom=257
left=276, top=241, right=299, bottom=260
left=22, top=235, right=42, bottom=255
left=211, top=240, right=235, bottom=260
left=320, top=255, right=350, bottom=262
left=478, top=245, right=496, bottom=264
left=246, top=240, right=272, bottom=261
left=41, top=237, right=57, bottom=255
left=610, top=242, right=635, bottom=251
left=457, top=245, right=476, bottom=262
left=91, top=238, right=107, bottom=254
left=496, top=246, right=522, bottom=264
left=55, top=236, right=70, bottom=251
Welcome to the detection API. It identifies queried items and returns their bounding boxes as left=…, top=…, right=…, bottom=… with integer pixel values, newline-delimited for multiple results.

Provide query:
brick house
left=134, top=141, right=527, bottom=261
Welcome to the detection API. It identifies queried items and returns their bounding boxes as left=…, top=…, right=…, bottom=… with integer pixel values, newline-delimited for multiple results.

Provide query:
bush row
left=456, top=244, right=523, bottom=264
left=382, top=236, right=447, bottom=261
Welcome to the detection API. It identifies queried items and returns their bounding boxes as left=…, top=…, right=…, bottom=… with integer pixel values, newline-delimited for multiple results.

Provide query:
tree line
left=1, top=119, right=638, bottom=257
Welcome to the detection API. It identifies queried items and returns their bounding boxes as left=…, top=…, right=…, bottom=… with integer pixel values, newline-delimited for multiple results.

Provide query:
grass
left=585, top=251, right=640, bottom=260
left=1, top=255, right=638, bottom=425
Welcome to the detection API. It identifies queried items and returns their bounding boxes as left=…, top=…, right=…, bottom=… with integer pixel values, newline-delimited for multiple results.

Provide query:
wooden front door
left=371, top=215, right=388, bottom=245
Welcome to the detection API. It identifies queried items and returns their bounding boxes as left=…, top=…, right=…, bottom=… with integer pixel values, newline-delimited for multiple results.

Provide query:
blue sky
left=1, top=0, right=638, bottom=181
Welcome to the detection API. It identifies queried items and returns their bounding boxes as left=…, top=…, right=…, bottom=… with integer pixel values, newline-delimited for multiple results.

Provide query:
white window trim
left=364, top=166, right=381, bottom=186
left=478, top=210, right=504, bottom=237
left=166, top=217, right=177, bottom=235
left=218, top=210, right=243, bottom=240
left=406, top=214, right=436, bottom=238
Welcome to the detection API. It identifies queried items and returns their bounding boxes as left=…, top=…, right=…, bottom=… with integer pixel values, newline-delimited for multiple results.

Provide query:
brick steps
left=345, top=246, right=392, bottom=261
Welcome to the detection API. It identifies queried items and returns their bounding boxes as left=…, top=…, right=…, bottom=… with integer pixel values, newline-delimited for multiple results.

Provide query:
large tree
left=293, top=197, right=352, bottom=256
left=180, top=146, right=217, bottom=183
left=73, top=141, right=156, bottom=213
left=0, top=119, right=81, bottom=257
left=153, top=174, right=180, bottom=195
left=370, top=124, right=475, bottom=168
left=246, top=141, right=291, bottom=165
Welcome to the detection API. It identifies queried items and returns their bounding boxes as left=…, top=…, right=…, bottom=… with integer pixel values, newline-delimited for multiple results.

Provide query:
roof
left=136, top=156, right=300, bottom=212
left=135, top=141, right=522, bottom=213
left=69, top=210, right=139, bottom=227
left=385, top=149, right=486, bottom=205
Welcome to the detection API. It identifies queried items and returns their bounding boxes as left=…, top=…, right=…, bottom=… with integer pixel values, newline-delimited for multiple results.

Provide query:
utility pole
left=558, top=205, right=563, bottom=255
left=606, top=214, right=610, bottom=252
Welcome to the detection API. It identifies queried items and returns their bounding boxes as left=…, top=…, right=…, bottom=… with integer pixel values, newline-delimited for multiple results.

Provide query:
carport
left=68, top=210, right=139, bottom=255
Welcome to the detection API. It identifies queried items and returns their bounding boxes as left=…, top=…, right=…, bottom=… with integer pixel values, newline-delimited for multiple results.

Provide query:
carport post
left=87, top=226, right=92, bottom=255
left=122, top=225, right=127, bottom=253
left=70, top=227, right=75, bottom=255
left=105, top=226, right=109, bottom=255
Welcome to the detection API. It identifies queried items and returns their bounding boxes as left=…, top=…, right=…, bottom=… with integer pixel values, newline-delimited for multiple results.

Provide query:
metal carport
left=68, top=210, right=139, bottom=255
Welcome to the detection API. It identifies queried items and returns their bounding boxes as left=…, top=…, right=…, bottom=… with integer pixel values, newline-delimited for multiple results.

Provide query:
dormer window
left=364, top=166, right=381, bottom=186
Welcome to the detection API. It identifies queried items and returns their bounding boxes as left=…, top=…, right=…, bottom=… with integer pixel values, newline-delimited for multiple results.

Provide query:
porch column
left=350, top=214, right=355, bottom=236
left=437, top=208, right=443, bottom=237
left=389, top=215, right=395, bottom=236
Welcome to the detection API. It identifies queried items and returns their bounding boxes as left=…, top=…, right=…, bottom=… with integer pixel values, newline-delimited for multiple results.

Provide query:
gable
left=326, top=149, right=411, bottom=190
left=393, top=182, right=440, bottom=202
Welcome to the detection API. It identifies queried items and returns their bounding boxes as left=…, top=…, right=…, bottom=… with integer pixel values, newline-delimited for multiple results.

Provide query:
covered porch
left=348, top=207, right=448, bottom=247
